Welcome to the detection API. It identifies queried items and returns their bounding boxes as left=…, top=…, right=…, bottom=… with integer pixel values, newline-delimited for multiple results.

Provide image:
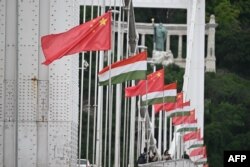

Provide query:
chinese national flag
left=125, top=69, right=164, bottom=97
left=41, top=11, right=111, bottom=65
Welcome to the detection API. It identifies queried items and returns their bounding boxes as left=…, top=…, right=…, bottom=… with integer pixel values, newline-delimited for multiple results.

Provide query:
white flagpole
left=78, top=4, right=86, bottom=167
left=92, top=52, right=99, bottom=164
left=92, top=5, right=101, bottom=164
left=86, top=3, right=94, bottom=161
left=169, top=117, right=172, bottom=150
left=108, top=53, right=113, bottom=167
left=122, top=93, right=128, bottom=167
left=158, top=111, right=162, bottom=154
left=126, top=1, right=137, bottom=166
left=96, top=1, right=106, bottom=166
left=125, top=99, right=130, bottom=167
left=104, top=87, right=109, bottom=167
left=163, top=111, right=167, bottom=152
left=114, top=1, right=122, bottom=166
left=137, top=99, right=142, bottom=158
left=152, top=65, right=156, bottom=137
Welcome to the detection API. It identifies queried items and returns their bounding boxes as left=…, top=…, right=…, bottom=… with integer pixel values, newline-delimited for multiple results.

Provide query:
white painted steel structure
left=1, top=0, right=79, bottom=166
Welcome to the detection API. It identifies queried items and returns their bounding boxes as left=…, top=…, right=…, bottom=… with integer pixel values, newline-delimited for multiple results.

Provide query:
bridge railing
left=138, top=159, right=197, bottom=167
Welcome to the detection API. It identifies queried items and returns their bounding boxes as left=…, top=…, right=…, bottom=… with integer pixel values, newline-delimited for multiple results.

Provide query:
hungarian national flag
left=125, top=69, right=164, bottom=97
left=189, top=146, right=207, bottom=162
left=41, top=11, right=111, bottom=65
left=183, top=129, right=201, bottom=142
left=141, top=82, right=177, bottom=105
left=98, top=51, right=147, bottom=85
left=154, top=92, right=190, bottom=112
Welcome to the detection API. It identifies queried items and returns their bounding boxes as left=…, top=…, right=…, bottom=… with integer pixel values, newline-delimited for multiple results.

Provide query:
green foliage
left=204, top=72, right=250, bottom=166
left=206, top=0, right=250, bottom=77
left=214, top=0, right=240, bottom=36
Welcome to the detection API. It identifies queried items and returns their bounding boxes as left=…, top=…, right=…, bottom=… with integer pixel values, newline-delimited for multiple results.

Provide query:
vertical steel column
left=3, top=0, right=18, bottom=166
left=184, top=0, right=205, bottom=137
left=0, top=0, right=6, bottom=166
left=37, top=0, right=50, bottom=166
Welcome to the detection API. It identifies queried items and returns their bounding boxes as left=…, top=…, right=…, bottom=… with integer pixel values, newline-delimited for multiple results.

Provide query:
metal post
left=114, top=1, right=122, bottom=166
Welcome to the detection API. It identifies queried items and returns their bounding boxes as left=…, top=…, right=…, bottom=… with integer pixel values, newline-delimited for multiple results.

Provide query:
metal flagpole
left=137, top=98, right=141, bottom=158
left=163, top=111, right=167, bottom=152
left=114, top=1, right=122, bottom=166
left=78, top=4, right=86, bottom=166
left=96, top=0, right=106, bottom=166
left=122, top=93, right=128, bottom=167
left=169, top=117, right=172, bottom=150
left=92, top=52, right=99, bottom=164
left=104, top=87, right=109, bottom=167
left=108, top=7, right=117, bottom=167
left=108, top=52, right=113, bottom=167
left=86, top=2, right=94, bottom=162
left=120, top=6, right=127, bottom=167
left=92, top=4, right=101, bottom=165
left=125, top=98, right=130, bottom=167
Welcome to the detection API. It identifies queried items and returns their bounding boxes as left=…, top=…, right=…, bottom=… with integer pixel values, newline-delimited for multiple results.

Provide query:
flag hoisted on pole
left=125, top=69, right=164, bottom=97
left=41, top=11, right=112, bottom=65
left=154, top=92, right=190, bottom=113
left=141, top=82, right=177, bottom=106
left=172, top=110, right=196, bottom=126
left=98, top=51, right=147, bottom=85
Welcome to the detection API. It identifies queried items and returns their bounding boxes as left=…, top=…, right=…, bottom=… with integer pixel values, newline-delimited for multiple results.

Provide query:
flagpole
left=104, top=87, right=109, bottom=167
left=96, top=1, right=106, bottom=166
left=125, top=99, right=130, bottom=167
left=92, top=4, right=102, bottom=164
left=78, top=4, right=86, bottom=166
left=126, top=1, right=137, bottom=166
left=137, top=99, right=141, bottom=158
left=114, top=1, right=122, bottom=166
left=169, top=117, right=172, bottom=150
left=152, top=66, right=156, bottom=138
left=163, top=111, right=167, bottom=153
left=158, top=110, right=162, bottom=155
left=92, top=52, right=99, bottom=164
left=86, top=2, right=95, bottom=162
left=122, top=91, right=127, bottom=167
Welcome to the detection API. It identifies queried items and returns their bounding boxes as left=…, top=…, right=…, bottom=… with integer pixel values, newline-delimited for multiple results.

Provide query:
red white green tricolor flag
left=125, top=69, right=164, bottom=97
left=175, top=122, right=198, bottom=133
left=184, top=129, right=203, bottom=153
left=98, top=51, right=147, bottom=85
left=167, top=106, right=192, bottom=118
left=141, top=82, right=177, bottom=106
left=189, top=146, right=207, bottom=162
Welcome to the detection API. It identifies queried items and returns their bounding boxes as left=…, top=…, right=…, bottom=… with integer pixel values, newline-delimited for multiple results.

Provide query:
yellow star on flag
left=156, top=72, right=161, bottom=77
left=99, top=18, right=107, bottom=26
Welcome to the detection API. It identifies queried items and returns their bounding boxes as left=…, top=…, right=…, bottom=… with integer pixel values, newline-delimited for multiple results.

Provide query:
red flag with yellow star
left=125, top=69, right=164, bottom=97
left=41, top=11, right=111, bottom=65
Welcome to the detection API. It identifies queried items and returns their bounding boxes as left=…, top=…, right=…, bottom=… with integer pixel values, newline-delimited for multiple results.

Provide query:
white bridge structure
left=0, top=0, right=215, bottom=167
